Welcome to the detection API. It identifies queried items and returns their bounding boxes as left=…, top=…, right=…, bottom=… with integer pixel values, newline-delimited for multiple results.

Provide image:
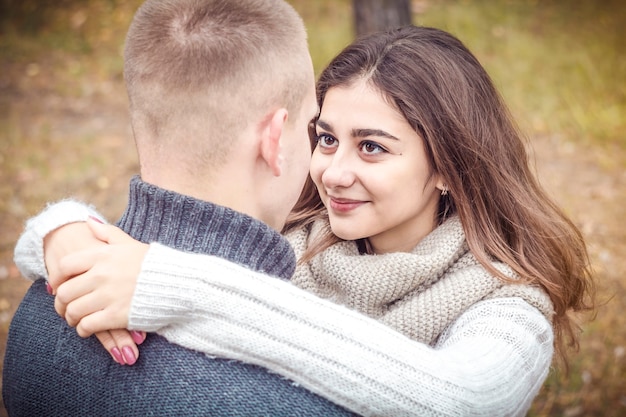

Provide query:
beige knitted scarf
left=287, top=215, right=554, bottom=345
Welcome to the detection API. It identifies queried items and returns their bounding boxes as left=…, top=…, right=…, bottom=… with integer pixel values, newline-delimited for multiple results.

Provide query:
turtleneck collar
left=116, top=176, right=295, bottom=280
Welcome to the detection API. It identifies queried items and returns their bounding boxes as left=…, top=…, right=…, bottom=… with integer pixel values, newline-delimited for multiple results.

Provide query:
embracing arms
left=14, top=200, right=554, bottom=417
left=130, top=244, right=553, bottom=416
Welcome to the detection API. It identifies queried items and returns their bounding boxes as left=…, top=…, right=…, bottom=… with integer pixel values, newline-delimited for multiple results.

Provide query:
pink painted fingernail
left=130, top=331, right=145, bottom=344
left=122, top=346, right=137, bottom=365
left=46, top=282, right=53, bottom=295
left=88, top=215, right=103, bottom=224
left=111, top=347, right=124, bottom=365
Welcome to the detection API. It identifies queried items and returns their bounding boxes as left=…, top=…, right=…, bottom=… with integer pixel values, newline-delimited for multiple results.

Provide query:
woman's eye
left=316, top=134, right=338, bottom=149
left=360, top=141, right=385, bottom=155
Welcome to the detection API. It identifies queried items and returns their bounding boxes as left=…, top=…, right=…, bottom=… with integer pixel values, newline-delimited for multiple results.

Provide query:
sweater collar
left=116, top=175, right=295, bottom=279
left=292, top=216, right=553, bottom=344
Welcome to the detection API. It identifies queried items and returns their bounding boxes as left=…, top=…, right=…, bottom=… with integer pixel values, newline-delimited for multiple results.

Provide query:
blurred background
left=0, top=0, right=624, bottom=415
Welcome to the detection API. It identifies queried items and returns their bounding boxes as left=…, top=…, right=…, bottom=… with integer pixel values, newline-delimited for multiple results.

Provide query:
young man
left=2, top=0, right=352, bottom=415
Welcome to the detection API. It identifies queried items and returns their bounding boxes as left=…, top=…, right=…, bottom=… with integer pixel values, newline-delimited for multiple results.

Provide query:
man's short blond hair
left=124, top=0, right=312, bottom=170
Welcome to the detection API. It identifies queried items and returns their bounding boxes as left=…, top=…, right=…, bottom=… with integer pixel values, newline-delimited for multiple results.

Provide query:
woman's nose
left=321, top=151, right=356, bottom=189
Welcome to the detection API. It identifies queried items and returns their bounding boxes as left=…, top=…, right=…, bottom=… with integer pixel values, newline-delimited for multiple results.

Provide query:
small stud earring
left=441, top=186, right=449, bottom=196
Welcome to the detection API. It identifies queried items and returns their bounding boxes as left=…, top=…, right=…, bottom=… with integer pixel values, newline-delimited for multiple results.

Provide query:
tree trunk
left=353, top=0, right=412, bottom=37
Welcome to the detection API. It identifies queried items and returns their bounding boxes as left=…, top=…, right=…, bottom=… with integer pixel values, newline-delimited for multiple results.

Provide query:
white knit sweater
left=14, top=200, right=555, bottom=417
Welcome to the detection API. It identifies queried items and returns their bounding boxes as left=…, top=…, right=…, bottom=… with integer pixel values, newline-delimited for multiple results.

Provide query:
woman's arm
left=131, top=243, right=554, bottom=417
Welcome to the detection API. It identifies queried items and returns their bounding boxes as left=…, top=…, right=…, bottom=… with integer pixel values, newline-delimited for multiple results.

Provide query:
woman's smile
left=327, top=196, right=367, bottom=213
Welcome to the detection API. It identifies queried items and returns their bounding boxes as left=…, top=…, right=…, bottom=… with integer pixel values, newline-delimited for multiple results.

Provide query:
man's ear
left=260, top=108, right=288, bottom=177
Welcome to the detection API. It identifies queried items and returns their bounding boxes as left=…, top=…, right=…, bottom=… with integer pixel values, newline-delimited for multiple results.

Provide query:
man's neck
left=115, top=175, right=295, bottom=279
left=140, top=154, right=262, bottom=222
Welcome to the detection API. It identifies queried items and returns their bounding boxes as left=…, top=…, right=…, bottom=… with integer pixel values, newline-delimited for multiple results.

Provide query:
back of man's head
left=124, top=0, right=311, bottom=180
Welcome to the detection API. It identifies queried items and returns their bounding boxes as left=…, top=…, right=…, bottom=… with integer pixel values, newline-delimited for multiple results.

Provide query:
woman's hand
left=42, top=218, right=148, bottom=365
left=53, top=219, right=150, bottom=338
left=44, top=218, right=107, bottom=291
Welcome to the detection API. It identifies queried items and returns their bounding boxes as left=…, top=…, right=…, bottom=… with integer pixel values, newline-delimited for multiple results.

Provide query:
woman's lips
left=328, top=197, right=366, bottom=213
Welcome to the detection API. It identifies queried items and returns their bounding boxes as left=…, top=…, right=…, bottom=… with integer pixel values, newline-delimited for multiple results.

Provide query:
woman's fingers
left=54, top=247, right=105, bottom=288
left=54, top=270, right=98, bottom=319
left=95, top=330, right=125, bottom=364
left=95, top=329, right=144, bottom=366
left=73, top=304, right=128, bottom=337
left=56, top=271, right=131, bottom=332
left=86, top=219, right=138, bottom=245
left=61, top=289, right=105, bottom=328
left=50, top=229, right=148, bottom=338
left=44, top=222, right=107, bottom=290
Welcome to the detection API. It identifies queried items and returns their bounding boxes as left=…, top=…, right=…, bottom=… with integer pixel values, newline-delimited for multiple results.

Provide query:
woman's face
left=310, top=80, right=442, bottom=253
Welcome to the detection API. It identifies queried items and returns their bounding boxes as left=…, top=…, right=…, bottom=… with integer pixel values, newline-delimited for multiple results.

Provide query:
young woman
left=14, top=26, right=594, bottom=416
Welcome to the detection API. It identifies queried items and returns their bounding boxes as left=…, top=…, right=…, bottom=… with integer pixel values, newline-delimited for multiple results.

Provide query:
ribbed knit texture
left=118, top=176, right=296, bottom=279
left=131, top=244, right=554, bottom=416
left=287, top=215, right=554, bottom=344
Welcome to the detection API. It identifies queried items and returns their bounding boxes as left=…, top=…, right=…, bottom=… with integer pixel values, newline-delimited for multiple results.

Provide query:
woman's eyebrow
left=317, top=120, right=399, bottom=141
left=315, top=119, right=400, bottom=140
left=316, top=119, right=333, bottom=132
left=352, top=128, right=399, bottom=141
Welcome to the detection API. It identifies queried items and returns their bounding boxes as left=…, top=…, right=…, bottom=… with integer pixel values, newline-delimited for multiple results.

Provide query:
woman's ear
left=435, top=176, right=447, bottom=194
left=260, top=108, right=288, bottom=177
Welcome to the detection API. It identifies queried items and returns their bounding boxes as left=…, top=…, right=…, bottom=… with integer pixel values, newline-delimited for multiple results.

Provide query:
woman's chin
left=330, top=225, right=366, bottom=242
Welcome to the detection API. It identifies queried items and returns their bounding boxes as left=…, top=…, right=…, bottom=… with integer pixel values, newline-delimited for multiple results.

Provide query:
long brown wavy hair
left=283, top=26, right=594, bottom=366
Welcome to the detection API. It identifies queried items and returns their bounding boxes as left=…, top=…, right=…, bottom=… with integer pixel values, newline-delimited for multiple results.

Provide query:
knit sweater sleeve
left=131, top=242, right=554, bottom=417
left=13, top=200, right=105, bottom=281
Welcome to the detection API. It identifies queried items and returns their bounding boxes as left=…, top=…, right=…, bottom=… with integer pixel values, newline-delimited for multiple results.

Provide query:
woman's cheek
left=309, top=150, right=326, bottom=189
